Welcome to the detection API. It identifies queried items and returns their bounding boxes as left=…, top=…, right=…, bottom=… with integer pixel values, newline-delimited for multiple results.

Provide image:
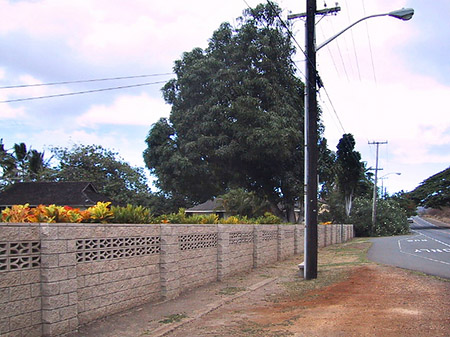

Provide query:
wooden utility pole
left=288, top=1, right=340, bottom=280
left=368, top=141, right=387, bottom=231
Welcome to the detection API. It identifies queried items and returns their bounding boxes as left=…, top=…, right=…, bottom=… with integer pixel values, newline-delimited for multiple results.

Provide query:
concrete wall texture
left=0, top=223, right=354, bottom=336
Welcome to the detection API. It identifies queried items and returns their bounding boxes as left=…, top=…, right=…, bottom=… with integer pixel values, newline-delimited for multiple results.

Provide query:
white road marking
left=411, top=230, right=450, bottom=248
left=397, top=234, right=450, bottom=266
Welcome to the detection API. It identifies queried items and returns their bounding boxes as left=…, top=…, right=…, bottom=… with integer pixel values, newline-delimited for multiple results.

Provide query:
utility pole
left=368, top=141, right=387, bottom=231
left=288, top=1, right=340, bottom=280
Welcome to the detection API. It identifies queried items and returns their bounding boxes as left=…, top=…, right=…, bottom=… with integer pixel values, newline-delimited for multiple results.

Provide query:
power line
left=319, top=85, right=346, bottom=134
left=361, top=0, right=377, bottom=83
left=0, top=73, right=173, bottom=90
left=0, top=81, right=167, bottom=104
left=345, top=0, right=362, bottom=81
left=264, top=0, right=308, bottom=82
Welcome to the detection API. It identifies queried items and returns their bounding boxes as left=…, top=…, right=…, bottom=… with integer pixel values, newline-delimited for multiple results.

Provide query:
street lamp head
left=388, top=8, right=414, bottom=21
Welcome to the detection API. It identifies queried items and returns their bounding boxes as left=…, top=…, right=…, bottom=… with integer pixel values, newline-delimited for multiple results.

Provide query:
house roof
left=0, top=182, right=110, bottom=207
left=186, top=198, right=225, bottom=213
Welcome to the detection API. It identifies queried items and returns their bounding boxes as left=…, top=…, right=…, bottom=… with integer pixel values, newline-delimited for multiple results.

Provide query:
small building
left=0, top=182, right=110, bottom=210
left=185, top=198, right=229, bottom=219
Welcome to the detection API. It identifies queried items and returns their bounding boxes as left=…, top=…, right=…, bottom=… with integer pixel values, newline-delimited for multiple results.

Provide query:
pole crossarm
left=288, top=6, right=341, bottom=20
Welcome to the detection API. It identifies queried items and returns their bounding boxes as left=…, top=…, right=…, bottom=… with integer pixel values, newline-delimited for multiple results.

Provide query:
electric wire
left=345, top=0, right=362, bottom=81
left=318, top=24, right=341, bottom=78
left=263, top=0, right=308, bottom=82
left=246, top=0, right=362, bottom=168
left=273, top=0, right=352, bottom=152
left=0, top=73, right=173, bottom=90
left=361, top=0, right=377, bottom=83
left=0, top=80, right=167, bottom=104
left=328, top=20, right=350, bottom=82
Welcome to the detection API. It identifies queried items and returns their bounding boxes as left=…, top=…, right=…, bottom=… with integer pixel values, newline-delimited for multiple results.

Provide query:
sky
left=0, top=0, right=449, bottom=195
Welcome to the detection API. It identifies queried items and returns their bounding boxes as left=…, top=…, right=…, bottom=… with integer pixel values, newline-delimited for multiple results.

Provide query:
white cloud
left=77, top=93, right=170, bottom=127
left=0, top=104, right=26, bottom=119
left=0, top=0, right=244, bottom=69
left=26, top=128, right=149, bottom=168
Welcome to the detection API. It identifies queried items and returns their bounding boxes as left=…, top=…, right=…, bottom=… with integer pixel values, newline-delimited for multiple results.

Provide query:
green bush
left=1, top=205, right=283, bottom=225
left=349, top=197, right=410, bottom=237
left=111, top=204, right=153, bottom=224
left=255, top=212, right=282, bottom=224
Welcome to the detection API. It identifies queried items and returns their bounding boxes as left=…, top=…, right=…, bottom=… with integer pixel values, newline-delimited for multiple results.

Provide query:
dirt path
left=72, top=239, right=450, bottom=337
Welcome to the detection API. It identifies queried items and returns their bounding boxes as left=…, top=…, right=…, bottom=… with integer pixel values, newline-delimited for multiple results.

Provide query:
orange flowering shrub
left=1, top=202, right=111, bottom=223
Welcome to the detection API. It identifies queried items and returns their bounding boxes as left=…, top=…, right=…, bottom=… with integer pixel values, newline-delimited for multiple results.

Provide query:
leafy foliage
left=407, top=166, right=450, bottom=209
left=221, top=188, right=270, bottom=218
left=335, top=134, right=364, bottom=216
left=0, top=140, right=51, bottom=189
left=319, top=135, right=371, bottom=223
left=110, top=204, right=153, bottom=224
left=87, top=202, right=114, bottom=223
left=1, top=141, right=154, bottom=207
left=49, top=144, right=152, bottom=206
left=1, top=202, right=110, bottom=223
left=1, top=204, right=35, bottom=223
left=349, top=197, right=409, bottom=237
left=144, top=2, right=309, bottom=221
left=1, top=203, right=282, bottom=225
left=389, top=191, right=417, bottom=217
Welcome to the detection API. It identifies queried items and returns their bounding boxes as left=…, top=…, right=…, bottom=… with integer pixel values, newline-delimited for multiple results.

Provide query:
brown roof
left=186, top=198, right=225, bottom=213
left=0, top=182, right=110, bottom=207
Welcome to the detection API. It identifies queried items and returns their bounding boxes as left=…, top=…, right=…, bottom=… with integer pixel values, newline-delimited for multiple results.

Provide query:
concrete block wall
left=171, top=225, right=218, bottom=294
left=218, top=225, right=254, bottom=280
left=253, top=225, right=278, bottom=268
left=0, top=224, right=42, bottom=337
left=318, top=225, right=326, bottom=248
left=294, top=224, right=305, bottom=254
left=0, top=222, right=354, bottom=337
left=278, top=226, right=295, bottom=260
left=73, top=224, right=161, bottom=326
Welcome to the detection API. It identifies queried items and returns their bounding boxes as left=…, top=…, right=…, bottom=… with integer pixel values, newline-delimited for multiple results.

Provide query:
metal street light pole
left=380, top=172, right=401, bottom=197
left=288, top=4, right=414, bottom=280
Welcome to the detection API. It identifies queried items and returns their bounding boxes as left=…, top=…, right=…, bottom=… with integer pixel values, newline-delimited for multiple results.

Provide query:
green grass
left=158, top=313, right=187, bottom=324
left=218, top=286, right=247, bottom=296
left=282, top=238, right=373, bottom=298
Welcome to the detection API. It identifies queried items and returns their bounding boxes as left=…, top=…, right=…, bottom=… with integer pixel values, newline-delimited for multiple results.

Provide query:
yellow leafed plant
left=1, top=204, right=34, bottom=222
left=86, top=202, right=114, bottom=223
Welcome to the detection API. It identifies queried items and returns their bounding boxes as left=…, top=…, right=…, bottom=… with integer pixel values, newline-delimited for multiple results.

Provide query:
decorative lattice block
left=284, top=230, right=295, bottom=239
left=76, top=236, right=160, bottom=263
left=179, top=233, right=218, bottom=251
left=229, top=232, right=253, bottom=245
left=0, top=241, right=41, bottom=272
left=261, top=230, right=278, bottom=241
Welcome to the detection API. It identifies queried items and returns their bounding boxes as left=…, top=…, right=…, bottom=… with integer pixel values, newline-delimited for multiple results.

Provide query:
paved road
left=368, top=216, right=450, bottom=279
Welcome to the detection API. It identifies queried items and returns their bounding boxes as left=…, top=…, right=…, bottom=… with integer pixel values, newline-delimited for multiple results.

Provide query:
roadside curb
left=149, top=277, right=278, bottom=337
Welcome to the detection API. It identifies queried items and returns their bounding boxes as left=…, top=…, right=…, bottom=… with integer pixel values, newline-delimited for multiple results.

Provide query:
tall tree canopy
left=144, top=2, right=308, bottom=220
left=335, top=133, right=364, bottom=216
left=49, top=144, right=152, bottom=206
left=408, top=166, right=450, bottom=209
left=0, top=140, right=49, bottom=190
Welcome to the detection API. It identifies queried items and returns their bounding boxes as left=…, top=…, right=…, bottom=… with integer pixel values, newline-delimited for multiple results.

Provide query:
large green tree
left=49, top=144, right=152, bottom=206
left=335, top=133, right=364, bottom=216
left=144, top=2, right=309, bottom=221
left=319, top=135, right=371, bottom=223
left=408, top=166, right=450, bottom=209
left=0, top=140, right=49, bottom=189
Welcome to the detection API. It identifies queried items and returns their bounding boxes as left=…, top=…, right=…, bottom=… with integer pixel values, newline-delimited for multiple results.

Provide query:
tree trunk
left=345, top=189, right=354, bottom=217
